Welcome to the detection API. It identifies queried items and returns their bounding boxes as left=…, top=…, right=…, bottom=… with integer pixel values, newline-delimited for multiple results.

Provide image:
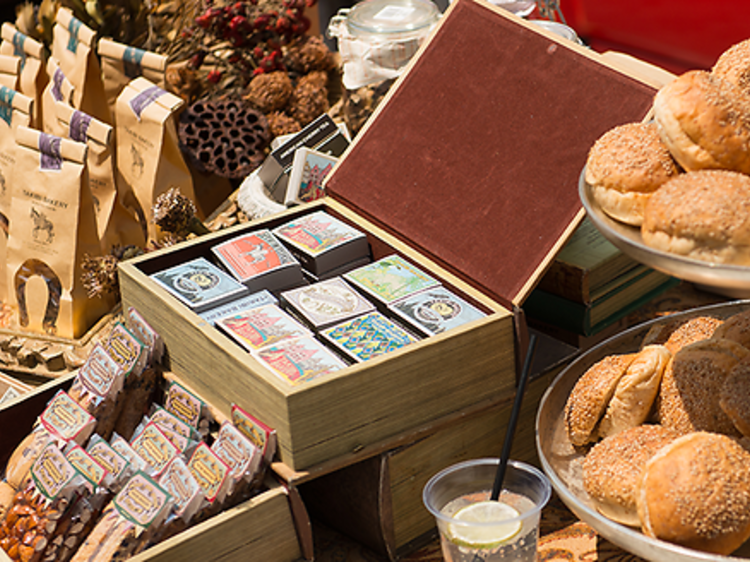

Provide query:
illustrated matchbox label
left=164, top=380, right=205, bottom=428
left=281, top=277, right=374, bottom=328
left=77, top=343, right=125, bottom=398
left=40, top=390, right=96, bottom=444
left=285, top=147, right=338, bottom=204
left=389, top=286, right=487, bottom=335
left=31, top=444, right=78, bottom=502
left=211, top=229, right=298, bottom=283
left=111, top=434, right=148, bottom=473
left=231, top=404, right=276, bottom=462
left=159, top=457, right=203, bottom=520
left=130, top=422, right=179, bottom=477
left=199, top=290, right=278, bottom=325
left=67, top=444, right=108, bottom=488
left=150, top=407, right=194, bottom=452
left=344, top=254, right=439, bottom=304
left=211, top=421, right=261, bottom=480
left=150, top=257, right=248, bottom=311
left=88, top=439, right=129, bottom=481
left=321, top=312, right=418, bottom=362
left=272, top=210, right=366, bottom=262
left=114, top=472, right=171, bottom=529
left=218, top=304, right=310, bottom=352
left=188, top=442, right=230, bottom=503
left=254, top=336, right=346, bottom=386
left=106, top=322, right=148, bottom=377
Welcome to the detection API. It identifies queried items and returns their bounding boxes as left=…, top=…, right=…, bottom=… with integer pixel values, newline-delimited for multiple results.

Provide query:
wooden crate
left=0, top=372, right=311, bottom=562
left=121, top=0, right=659, bottom=473
left=292, top=368, right=558, bottom=559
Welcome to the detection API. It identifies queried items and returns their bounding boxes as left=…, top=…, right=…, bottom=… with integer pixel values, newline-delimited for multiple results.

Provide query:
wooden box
left=0, top=373, right=311, bottom=562
left=119, top=0, right=657, bottom=472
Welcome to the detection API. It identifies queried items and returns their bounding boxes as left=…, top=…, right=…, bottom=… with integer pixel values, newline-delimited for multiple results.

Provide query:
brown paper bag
left=0, top=23, right=46, bottom=128
left=116, top=76, right=196, bottom=241
left=0, top=54, right=19, bottom=89
left=51, top=7, right=111, bottom=125
left=98, top=38, right=167, bottom=126
left=0, top=87, right=33, bottom=306
left=42, top=56, right=75, bottom=137
left=56, top=101, right=145, bottom=253
left=7, top=126, right=109, bottom=338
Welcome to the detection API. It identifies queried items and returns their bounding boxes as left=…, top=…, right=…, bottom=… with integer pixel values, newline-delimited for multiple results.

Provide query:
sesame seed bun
left=641, top=315, right=724, bottom=355
left=712, top=309, right=750, bottom=349
left=713, top=39, right=750, bottom=95
left=637, top=431, right=750, bottom=555
left=585, top=122, right=679, bottom=226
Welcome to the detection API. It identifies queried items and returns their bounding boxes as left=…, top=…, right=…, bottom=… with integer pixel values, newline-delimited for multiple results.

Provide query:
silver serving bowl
left=579, top=168, right=750, bottom=298
left=536, top=300, right=750, bottom=561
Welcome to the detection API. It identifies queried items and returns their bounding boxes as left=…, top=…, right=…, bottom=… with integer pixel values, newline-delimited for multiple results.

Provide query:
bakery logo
left=415, top=297, right=461, bottom=323
left=66, top=445, right=107, bottom=487
left=31, top=444, right=76, bottom=501
left=106, top=323, right=147, bottom=374
left=88, top=442, right=128, bottom=479
left=115, top=473, right=170, bottom=528
left=79, top=344, right=123, bottom=397
left=41, top=391, right=93, bottom=441
left=131, top=423, right=179, bottom=476
left=175, top=268, right=221, bottom=295
left=212, top=423, right=255, bottom=474
left=165, top=382, right=204, bottom=428
left=232, top=406, right=268, bottom=453
left=188, top=443, right=229, bottom=502
left=131, top=144, right=144, bottom=178
left=160, top=458, right=200, bottom=513
left=30, top=207, right=54, bottom=244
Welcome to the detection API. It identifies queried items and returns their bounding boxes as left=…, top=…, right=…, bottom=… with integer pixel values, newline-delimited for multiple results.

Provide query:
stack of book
left=524, top=218, right=679, bottom=346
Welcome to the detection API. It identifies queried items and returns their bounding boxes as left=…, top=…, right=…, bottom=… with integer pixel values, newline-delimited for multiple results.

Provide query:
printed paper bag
left=0, top=23, right=46, bottom=128
left=0, top=54, right=19, bottom=89
left=98, top=38, right=167, bottom=125
left=56, top=101, right=145, bottom=253
left=116, top=76, right=196, bottom=241
left=52, top=7, right=111, bottom=124
left=42, top=56, right=75, bottom=137
left=7, top=126, right=109, bottom=338
left=0, top=87, right=32, bottom=305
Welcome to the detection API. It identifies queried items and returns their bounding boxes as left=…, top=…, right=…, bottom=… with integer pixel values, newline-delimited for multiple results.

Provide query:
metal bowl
left=579, top=168, right=750, bottom=298
left=536, top=300, right=750, bottom=561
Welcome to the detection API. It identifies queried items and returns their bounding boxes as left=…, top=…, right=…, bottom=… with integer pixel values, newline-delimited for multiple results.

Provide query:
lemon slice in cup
left=447, top=501, right=522, bottom=549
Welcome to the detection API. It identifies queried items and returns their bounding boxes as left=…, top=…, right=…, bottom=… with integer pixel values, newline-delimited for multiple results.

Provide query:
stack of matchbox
left=147, top=208, right=489, bottom=386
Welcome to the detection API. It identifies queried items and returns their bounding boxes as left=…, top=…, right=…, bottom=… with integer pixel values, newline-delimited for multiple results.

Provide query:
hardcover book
left=281, top=277, right=376, bottom=331
left=211, top=229, right=305, bottom=293
left=272, top=210, right=370, bottom=277
left=149, top=257, right=249, bottom=313
left=343, top=254, right=439, bottom=306
left=199, top=290, right=278, bottom=325
left=320, top=311, right=419, bottom=363
left=388, top=286, right=487, bottom=336
left=254, top=336, right=347, bottom=386
left=217, top=303, right=311, bottom=352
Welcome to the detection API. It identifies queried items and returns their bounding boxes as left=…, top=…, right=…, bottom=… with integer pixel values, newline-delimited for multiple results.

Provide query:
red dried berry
left=229, top=15, right=247, bottom=31
left=253, top=67, right=265, bottom=76
left=207, top=69, right=222, bottom=83
left=275, top=16, right=290, bottom=31
left=196, top=14, right=211, bottom=28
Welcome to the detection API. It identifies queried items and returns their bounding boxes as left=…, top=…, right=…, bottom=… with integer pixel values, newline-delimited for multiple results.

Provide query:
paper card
left=40, top=390, right=96, bottom=445
left=211, top=229, right=301, bottom=286
left=231, top=404, right=276, bottom=464
left=388, top=286, right=487, bottom=335
left=217, top=303, right=311, bottom=352
left=285, top=147, right=339, bottom=204
left=130, top=422, right=179, bottom=477
left=198, top=290, right=278, bottom=325
left=188, top=442, right=231, bottom=503
left=281, top=277, right=375, bottom=330
left=114, top=472, right=171, bottom=529
left=150, top=257, right=248, bottom=312
left=343, top=254, right=439, bottom=305
left=273, top=210, right=366, bottom=258
left=254, top=336, right=347, bottom=386
left=320, top=312, right=418, bottom=362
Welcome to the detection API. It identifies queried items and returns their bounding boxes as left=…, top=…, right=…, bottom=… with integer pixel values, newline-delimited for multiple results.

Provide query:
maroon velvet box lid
left=325, top=0, right=658, bottom=310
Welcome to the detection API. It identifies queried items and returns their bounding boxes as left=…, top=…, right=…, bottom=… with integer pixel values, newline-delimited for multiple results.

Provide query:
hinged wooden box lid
left=325, top=0, right=658, bottom=310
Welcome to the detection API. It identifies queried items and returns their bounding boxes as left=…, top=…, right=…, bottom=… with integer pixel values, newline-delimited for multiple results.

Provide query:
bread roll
left=642, top=170, right=750, bottom=265
left=597, top=345, right=670, bottom=439
left=641, top=314, right=724, bottom=355
left=712, top=309, right=750, bottom=349
left=653, top=70, right=750, bottom=174
left=5, top=428, right=53, bottom=490
left=583, top=424, right=678, bottom=527
left=585, top=122, right=679, bottom=226
left=713, top=38, right=750, bottom=95
left=720, top=355, right=750, bottom=437
left=657, top=338, right=749, bottom=436
left=565, top=353, right=636, bottom=446
left=637, top=431, right=750, bottom=555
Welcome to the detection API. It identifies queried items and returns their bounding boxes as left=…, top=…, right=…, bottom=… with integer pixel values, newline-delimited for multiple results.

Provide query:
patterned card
left=150, top=257, right=248, bottom=312
left=211, top=229, right=300, bottom=284
left=389, top=286, right=487, bottom=335
left=343, top=255, right=439, bottom=305
left=199, top=290, right=278, bottom=325
left=217, top=304, right=311, bottom=352
left=273, top=210, right=366, bottom=257
left=254, top=336, right=347, bottom=386
left=285, top=148, right=339, bottom=204
left=320, top=312, right=418, bottom=363
left=281, top=277, right=375, bottom=330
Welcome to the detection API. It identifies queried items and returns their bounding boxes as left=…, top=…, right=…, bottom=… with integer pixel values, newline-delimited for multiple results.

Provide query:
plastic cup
left=423, top=459, right=551, bottom=562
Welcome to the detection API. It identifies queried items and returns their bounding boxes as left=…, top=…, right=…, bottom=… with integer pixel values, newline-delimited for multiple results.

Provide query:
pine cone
left=266, top=111, right=301, bottom=137
left=245, top=71, right=293, bottom=113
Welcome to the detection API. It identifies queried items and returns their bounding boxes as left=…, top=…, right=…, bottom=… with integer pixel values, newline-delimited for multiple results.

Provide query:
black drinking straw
left=490, top=333, right=538, bottom=502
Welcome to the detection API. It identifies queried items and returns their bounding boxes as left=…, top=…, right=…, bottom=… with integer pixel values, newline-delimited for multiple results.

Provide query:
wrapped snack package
left=187, top=442, right=231, bottom=521
left=110, top=433, right=148, bottom=475
left=126, top=307, right=164, bottom=365
left=154, top=457, right=204, bottom=542
left=41, top=58, right=74, bottom=138
left=70, top=472, right=173, bottom=562
left=211, top=421, right=262, bottom=503
left=129, top=422, right=179, bottom=478
left=0, top=428, right=53, bottom=520
left=144, top=406, right=201, bottom=455
left=163, top=380, right=211, bottom=439
left=38, top=390, right=96, bottom=447
left=0, top=23, right=46, bottom=127
left=86, top=435, right=136, bottom=494
left=231, top=404, right=277, bottom=466
left=0, top=54, right=19, bottom=89
left=0, top=443, right=87, bottom=562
